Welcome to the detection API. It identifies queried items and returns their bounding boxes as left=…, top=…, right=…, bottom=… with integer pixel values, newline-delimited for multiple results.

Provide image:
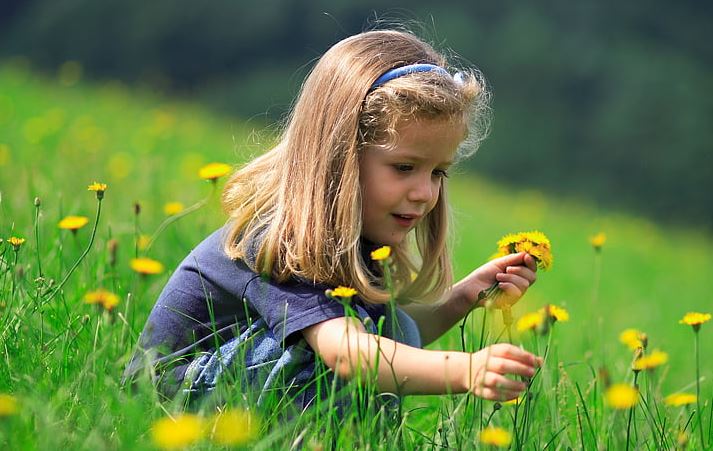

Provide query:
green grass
left=1, top=61, right=712, bottom=449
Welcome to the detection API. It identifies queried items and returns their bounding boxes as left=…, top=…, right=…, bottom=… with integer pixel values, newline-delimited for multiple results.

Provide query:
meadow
left=1, top=60, right=712, bottom=449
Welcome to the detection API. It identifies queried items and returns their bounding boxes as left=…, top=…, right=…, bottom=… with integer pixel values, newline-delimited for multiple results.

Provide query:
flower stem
left=43, top=198, right=102, bottom=302
left=460, top=290, right=488, bottom=352
left=34, top=200, right=43, bottom=278
left=146, top=184, right=216, bottom=251
left=626, top=371, right=639, bottom=451
left=501, top=306, right=513, bottom=343
left=695, top=330, right=705, bottom=447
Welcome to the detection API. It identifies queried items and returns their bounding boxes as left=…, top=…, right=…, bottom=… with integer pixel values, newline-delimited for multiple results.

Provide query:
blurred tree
left=1, top=0, right=711, bottom=228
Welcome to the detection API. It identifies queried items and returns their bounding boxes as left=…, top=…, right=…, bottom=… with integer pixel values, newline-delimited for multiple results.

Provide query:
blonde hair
left=222, top=29, right=490, bottom=304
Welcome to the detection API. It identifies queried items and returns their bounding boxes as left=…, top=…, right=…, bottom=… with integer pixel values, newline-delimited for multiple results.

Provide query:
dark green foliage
left=0, top=3, right=711, bottom=222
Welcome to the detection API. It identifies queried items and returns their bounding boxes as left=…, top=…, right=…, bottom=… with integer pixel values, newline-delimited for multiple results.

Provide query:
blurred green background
left=1, top=0, right=711, bottom=230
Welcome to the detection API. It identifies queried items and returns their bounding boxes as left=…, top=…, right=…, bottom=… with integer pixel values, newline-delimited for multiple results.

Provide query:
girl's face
left=359, top=118, right=466, bottom=246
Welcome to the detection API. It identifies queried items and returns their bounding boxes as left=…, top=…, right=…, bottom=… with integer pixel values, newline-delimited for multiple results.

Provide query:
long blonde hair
left=222, top=29, right=490, bottom=304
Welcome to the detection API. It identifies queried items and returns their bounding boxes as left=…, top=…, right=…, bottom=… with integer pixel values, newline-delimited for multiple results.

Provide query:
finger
left=490, top=252, right=527, bottom=270
left=479, top=387, right=524, bottom=401
left=523, top=253, right=538, bottom=271
left=487, top=344, right=543, bottom=368
left=486, top=357, right=537, bottom=378
left=504, top=265, right=537, bottom=284
left=496, top=282, right=523, bottom=300
left=482, top=372, right=528, bottom=392
left=496, top=273, right=531, bottom=292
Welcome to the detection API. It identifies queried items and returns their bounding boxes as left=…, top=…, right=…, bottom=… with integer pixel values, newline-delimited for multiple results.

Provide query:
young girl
left=125, top=29, right=541, bottom=411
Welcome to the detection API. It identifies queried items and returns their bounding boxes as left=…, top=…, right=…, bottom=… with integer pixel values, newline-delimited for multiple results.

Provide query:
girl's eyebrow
left=388, top=152, right=454, bottom=166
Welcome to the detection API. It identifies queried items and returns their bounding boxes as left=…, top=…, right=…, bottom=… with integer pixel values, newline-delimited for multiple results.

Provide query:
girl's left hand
left=454, top=252, right=538, bottom=311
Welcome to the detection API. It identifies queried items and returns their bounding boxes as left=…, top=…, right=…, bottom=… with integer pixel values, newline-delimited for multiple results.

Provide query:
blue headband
left=369, top=63, right=451, bottom=92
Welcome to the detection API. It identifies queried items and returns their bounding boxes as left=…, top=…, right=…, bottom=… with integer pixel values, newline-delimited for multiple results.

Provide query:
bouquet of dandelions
left=485, top=231, right=553, bottom=341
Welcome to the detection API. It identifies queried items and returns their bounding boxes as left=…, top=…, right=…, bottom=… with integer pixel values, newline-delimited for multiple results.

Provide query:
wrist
left=451, top=280, right=489, bottom=313
left=452, top=352, right=473, bottom=394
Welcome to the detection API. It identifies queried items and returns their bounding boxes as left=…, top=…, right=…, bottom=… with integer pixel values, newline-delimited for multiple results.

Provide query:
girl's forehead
left=367, top=119, right=465, bottom=163
left=399, top=117, right=466, bottom=135
left=399, top=118, right=465, bottom=144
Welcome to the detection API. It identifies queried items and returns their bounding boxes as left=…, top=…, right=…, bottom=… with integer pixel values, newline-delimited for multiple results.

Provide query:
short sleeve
left=243, top=276, right=351, bottom=344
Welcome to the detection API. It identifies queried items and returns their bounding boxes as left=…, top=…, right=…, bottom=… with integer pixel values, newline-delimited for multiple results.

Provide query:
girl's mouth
left=392, top=214, right=417, bottom=228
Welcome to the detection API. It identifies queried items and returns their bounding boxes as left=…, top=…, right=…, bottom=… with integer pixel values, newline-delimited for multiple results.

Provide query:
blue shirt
left=124, top=225, right=421, bottom=408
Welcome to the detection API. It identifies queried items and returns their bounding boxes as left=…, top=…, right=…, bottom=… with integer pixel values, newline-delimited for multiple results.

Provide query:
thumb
left=490, top=252, right=527, bottom=270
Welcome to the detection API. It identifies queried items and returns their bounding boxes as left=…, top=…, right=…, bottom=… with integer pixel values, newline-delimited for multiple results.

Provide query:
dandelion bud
left=493, top=402, right=502, bottom=411
left=133, top=202, right=141, bottom=216
left=677, top=431, right=688, bottom=449
left=538, top=314, right=551, bottom=336
left=598, top=366, right=611, bottom=388
left=107, top=238, right=119, bottom=267
left=34, top=197, right=41, bottom=207
left=640, top=333, right=648, bottom=350
left=631, top=347, right=644, bottom=374
left=307, top=440, right=324, bottom=451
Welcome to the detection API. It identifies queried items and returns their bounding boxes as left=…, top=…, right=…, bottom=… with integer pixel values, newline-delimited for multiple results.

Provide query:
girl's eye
left=394, top=164, right=414, bottom=173
left=433, top=168, right=450, bottom=178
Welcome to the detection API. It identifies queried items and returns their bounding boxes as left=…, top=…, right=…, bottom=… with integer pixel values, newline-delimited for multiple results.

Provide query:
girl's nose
left=407, top=175, right=438, bottom=204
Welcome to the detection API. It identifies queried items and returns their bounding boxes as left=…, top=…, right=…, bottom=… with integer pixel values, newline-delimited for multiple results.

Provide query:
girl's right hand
left=463, top=343, right=542, bottom=401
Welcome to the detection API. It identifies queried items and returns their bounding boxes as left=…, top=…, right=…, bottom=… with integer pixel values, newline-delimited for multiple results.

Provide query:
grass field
left=1, top=61, right=712, bottom=449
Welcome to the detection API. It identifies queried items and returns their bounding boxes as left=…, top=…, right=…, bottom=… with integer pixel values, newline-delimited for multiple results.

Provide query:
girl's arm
left=402, top=252, right=538, bottom=346
left=302, top=316, right=540, bottom=398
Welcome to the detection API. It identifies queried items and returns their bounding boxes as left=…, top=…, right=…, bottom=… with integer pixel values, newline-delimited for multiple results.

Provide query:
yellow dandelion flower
left=87, top=182, right=107, bottom=191
left=87, top=181, right=107, bottom=200
left=151, top=414, right=205, bottom=449
left=514, top=240, right=534, bottom=254
left=632, top=349, right=668, bottom=371
left=0, top=394, right=18, bottom=416
left=330, top=286, right=357, bottom=298
left=545, top=304, right=569, bottom=322
left=479, top=426, right=512, bottom=447
left=520, top=230, right=550, bottom=246
left=496, top=232, right=523, bottom=250
left=605, top=383, right=639, bottom=409
left=163, top=202, right=184, bottom=216
left=58, top=215, right=89, bottom=231
left=590, top=232, right=606, bottom=250
left=619, top=329, right=645, bottom=351
left=492, top=231, right=553, bottom=271
left=211, top=409, right=260, bottom=446
left=679, top=312, right=711, bottom=329
left=370, top=245, right=391, bottom=261
left=516, top=311, right=545, bottom=332
left=528, top=244, right=553, bottom=270
left=7, top=236, right=26, bottom=250
left=198, top=162, right=231, bottom=181
left=84, top=289, right=120, bottom=311
left=130, top=257, right=164, bottom=275
left=664, top=393, right=697, bottom=407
